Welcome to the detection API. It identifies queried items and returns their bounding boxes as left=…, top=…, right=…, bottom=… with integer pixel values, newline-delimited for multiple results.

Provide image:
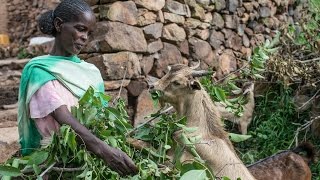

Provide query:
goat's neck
left=175, top=90, right=230, bottom=142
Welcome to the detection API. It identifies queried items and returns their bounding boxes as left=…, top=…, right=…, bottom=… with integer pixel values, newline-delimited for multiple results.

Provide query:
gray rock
left=185, top=18, right=202, bottom=29
left=141, top=55, right=155, bottom=75
left=189, top=37, right=217, bottom=67
left=137, top=8, right=157, bottom=26
left=215, top=0, right=226, bottom=11
left=195, top=29, right=210, bottom=40
left=127, top=80, right=148, bottom=97
left=85, top=22, right=147, bottom=53
left=104, top=1, right=138, bottom=25
left=259, top=6, right=271, bottom=17
left=224, top=30, right=242, bottom=51
left=134, top=89, right=160, bottom=127
left=212, top=12, right=224, bottom=29
left=164, top=12, right=185, bottom=25
left=87, top=52, right=141, bottom=80
left=162, top=23, right=186, bottom=42
left=143, top=23, right=163, bottom=39
left=177, top=40, right=190, bottom=56
left=165, top=0, right=191, bottom=17
left=209, top=29, right=225, bottom=49
left=147, top=39, right=164, bottom=54
left=242, top=34, right=250, bottom=47
left=134, top=0, right=165, bottom=11
left=151, top=43, right=183, bottom=77
left=227, top=0, right=239, bottom=13
left=204, top=13, right=213, bottom=23
left=185, top=0, right=206, bottom=20
left=224, top=15, right=238, bottom=29
left=106, top=88, right=128, bottom=106
left=104, top=80, right=131, bottom=90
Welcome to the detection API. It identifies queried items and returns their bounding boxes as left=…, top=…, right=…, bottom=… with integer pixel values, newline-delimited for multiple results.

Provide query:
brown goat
left=247, top=142, right=315, bottom=180
left=215, top=82, right=255, bottom=134
left=151, top=64, right=314, bottom=180
left=152, top=64, right=256, bottom=180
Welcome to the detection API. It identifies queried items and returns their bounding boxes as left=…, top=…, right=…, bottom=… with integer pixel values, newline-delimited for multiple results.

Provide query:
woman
left=18, top=0, right=137, bottom=176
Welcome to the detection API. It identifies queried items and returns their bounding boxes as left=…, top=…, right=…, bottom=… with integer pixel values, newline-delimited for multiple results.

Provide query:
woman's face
left=55, top=11, right=96, bottom=56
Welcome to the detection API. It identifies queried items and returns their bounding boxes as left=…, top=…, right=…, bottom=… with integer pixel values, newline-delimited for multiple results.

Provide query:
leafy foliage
left=0, top=87, right=216, bottom=179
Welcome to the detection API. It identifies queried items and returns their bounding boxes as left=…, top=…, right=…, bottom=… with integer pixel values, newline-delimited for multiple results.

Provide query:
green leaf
left=33, top=164, right=41, bottom=175
left=229, top=133, right=252, bottom=143
left=79, top=86, right=94, bottom=105
left=164, top=145, right=171, bottom=150
left=27, top=151, right=49, bottom=165
left=253, top=74, right=265, bottom=79
left=214, top=87, right=226, bottom=102
left=0, top=165, right=21, bottom=177
left=180, top=170, right=207, bottom=180
left=222, top=177, right=232, bottom=180
left=85, top=170, right=93, bottom=180
left=183, top=127, right=198, bottom=133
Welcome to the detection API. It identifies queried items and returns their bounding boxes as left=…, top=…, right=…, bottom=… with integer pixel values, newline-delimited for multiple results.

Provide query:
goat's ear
left=190, top=80, right=201, bottom=90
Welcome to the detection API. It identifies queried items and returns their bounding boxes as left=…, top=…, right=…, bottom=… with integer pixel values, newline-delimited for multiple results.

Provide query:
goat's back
left=247, top=143, right=315, bottom=180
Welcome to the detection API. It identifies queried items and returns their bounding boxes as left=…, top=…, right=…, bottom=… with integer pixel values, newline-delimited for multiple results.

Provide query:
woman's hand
left=52, top=105, right=138, bottom=176
left=98, top=142, right=138, bottom=176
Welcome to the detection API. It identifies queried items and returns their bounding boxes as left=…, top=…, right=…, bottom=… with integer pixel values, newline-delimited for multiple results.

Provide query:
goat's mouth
left=150, top=90, right=164, bottom=101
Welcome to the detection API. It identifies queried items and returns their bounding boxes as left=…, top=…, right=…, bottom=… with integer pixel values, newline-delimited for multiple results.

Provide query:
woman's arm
left=51, top=105, right=138, bottom=176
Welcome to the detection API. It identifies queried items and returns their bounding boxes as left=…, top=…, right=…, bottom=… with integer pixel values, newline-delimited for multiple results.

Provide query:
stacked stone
left=79, top=0, right=306, bottom=124
left=6, top=0, right=58, bottom=44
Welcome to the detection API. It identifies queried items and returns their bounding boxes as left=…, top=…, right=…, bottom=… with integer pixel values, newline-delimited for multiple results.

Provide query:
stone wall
left=6, top=0, right=59, bottom=44
left=0, top=0, right=308, bottom=125
left=80, top=0, right=306, bottom=125
left=0, top=0, right=8, bottom=33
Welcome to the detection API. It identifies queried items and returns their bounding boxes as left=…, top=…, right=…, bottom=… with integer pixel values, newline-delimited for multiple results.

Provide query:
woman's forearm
left=51, top=105, right=105, bottom=156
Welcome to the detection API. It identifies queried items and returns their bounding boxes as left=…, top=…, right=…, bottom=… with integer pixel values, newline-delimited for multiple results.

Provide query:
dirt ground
left=0, top=108, right=19, bottom=163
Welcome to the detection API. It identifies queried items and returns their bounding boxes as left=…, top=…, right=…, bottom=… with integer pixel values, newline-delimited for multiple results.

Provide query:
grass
left=227, top=83, right=320, bottom=179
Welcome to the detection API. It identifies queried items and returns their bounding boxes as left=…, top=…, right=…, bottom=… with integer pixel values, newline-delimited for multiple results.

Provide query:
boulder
left=162, top=23, right=186, bottom=42
left=143, top=23, right=163, bottom=40
left=209, top=29, right=225, bottom=49
left=189, top=37, right=218, bottom=67
left=164, top=12, right=185, bottom=25
left=87, top=52, right=141, bottom=80
left=134, top=0, right=165, bottom=11
left=127, top=80, right=148, bottom=97
left=104, top=1, right=138, bottom=25
left=140, top=55, right=155, bottom=75
left=85, top=22, right=147, bottom=53
left=104, top=80, right=131, bottom=91
left=134, top=89, right=160, bottom=127
left=151, top=43, right=183, bottom=77
left=212, top=12, right=224, bottom=29
left=137, top=9, right=157, bottom=26
left=164, top=0, right=191, bottom=17
left=147, top=39, right=164, bottom=54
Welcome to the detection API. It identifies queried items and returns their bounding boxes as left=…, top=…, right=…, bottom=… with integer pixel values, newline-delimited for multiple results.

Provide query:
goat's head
left=150, top=64, right=207, bottom=105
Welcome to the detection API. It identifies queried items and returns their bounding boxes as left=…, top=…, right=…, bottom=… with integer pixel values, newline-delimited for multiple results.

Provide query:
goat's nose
left=148, top=84, right=154, bottom=89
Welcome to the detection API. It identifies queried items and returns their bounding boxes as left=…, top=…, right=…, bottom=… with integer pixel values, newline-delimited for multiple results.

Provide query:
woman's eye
left=76, top=26, right=86, bottom=32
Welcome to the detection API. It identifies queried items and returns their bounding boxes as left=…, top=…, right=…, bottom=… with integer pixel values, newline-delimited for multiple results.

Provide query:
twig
left=22, top=164, right=85, bottom=174
left=298, top=89, right=320, bottom=110
left=39, top=163, right=55, bottom=177
left=126, top=106, right=174, bottom=136
left=112, top=66, right=128, bottom=105
left=294, top=57, right=320, bottom=63
left=289, top=119, right=315, bottom=148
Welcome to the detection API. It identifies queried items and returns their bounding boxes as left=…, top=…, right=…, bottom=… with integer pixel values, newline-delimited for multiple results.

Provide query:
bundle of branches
left=0, top=87, right=218, bottom=180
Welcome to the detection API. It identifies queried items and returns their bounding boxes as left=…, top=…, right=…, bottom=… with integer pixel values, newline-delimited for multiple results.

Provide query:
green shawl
left=18, top=55, right=104, bottom=156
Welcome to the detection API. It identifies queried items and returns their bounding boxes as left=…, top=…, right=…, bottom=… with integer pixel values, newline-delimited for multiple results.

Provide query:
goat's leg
left=239, top=121, right=248, bottom=135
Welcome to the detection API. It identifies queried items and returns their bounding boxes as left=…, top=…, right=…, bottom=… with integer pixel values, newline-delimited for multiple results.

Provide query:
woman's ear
left=54, top=17, right=63, bottom=33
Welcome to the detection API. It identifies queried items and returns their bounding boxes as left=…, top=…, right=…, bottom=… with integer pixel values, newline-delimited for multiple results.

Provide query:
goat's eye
left=172, top=81, right=181, bottom=86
